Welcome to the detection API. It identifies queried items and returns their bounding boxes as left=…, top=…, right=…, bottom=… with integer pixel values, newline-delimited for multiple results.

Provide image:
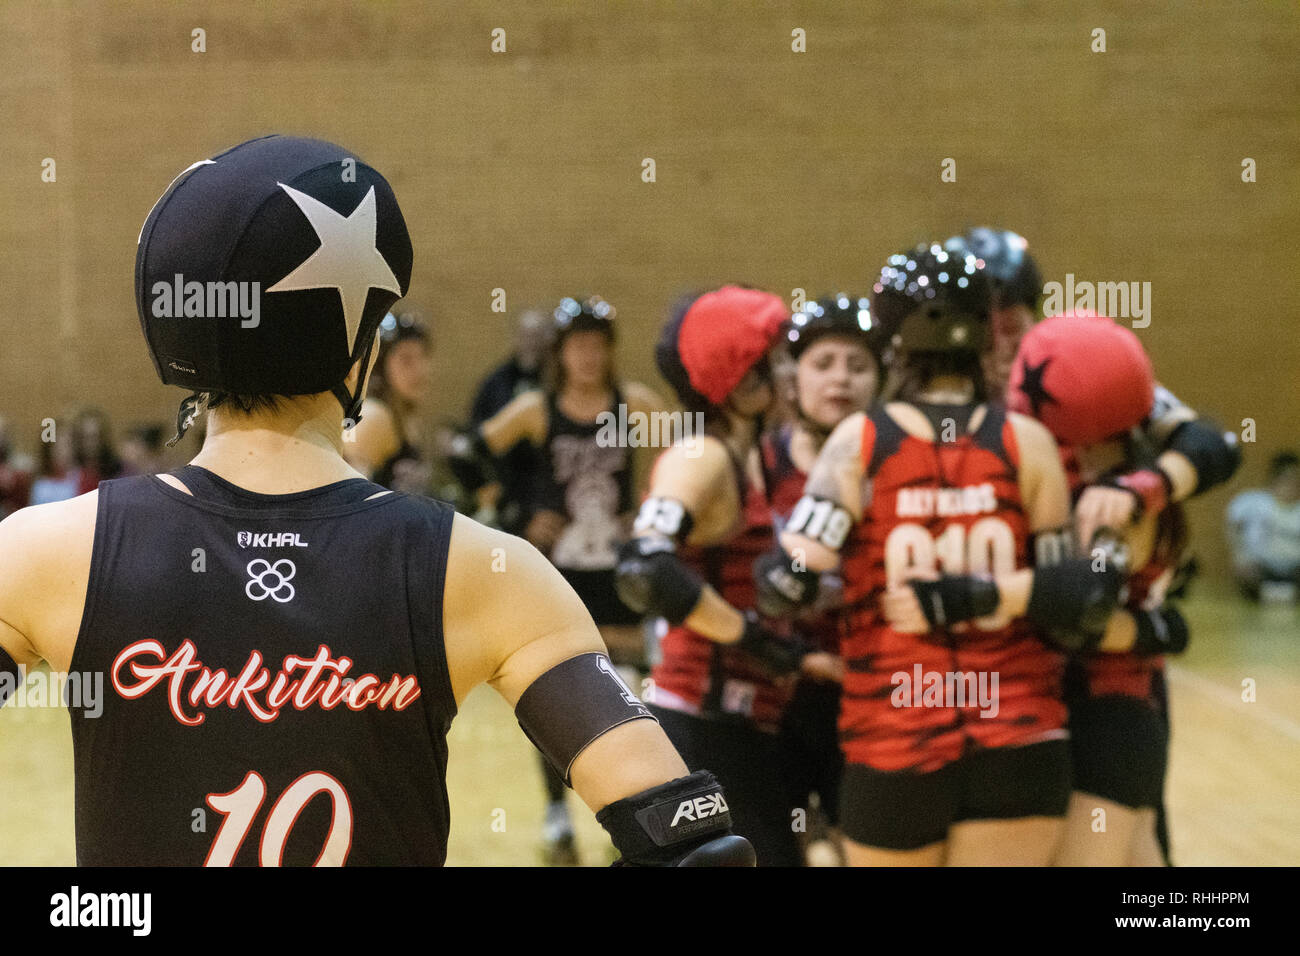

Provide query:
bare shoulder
left=1006, top=410, right=1058, bottom=461
left=648, top=436, right=732, bottom=499
left=622, top=380, right=667, bottom=414
left=0, top=491, right=98, bottom=665
left=442, top=513, right=601, bottom=705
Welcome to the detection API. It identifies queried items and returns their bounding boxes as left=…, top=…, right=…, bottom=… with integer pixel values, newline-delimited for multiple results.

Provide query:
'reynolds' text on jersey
left=895, top=483, right=998, bottom=519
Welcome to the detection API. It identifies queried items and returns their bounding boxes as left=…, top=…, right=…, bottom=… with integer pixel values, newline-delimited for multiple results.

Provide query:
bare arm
left=635, top=439, right=746, bottom=643
left=478, top=389, right=546, bottom=456
left=441, top=514, right=686, bottom=812
left=778, top=411, right=866, bottom=574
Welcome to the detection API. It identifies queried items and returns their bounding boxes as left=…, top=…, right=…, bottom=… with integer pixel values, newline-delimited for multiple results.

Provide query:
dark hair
left=1270, top=451, right=1300, bottom=479
left=546, top=324, right=617, bottom=397
left=204, top=392, right=283, bottom=415
left=369, top=310, right=432, bottom=406
left=896, top=350, right=988, bottom=403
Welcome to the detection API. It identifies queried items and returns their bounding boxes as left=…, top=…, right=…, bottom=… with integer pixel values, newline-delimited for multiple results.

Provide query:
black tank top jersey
left=533, top=388, right=634, bottom=570
left=69, top=465, right=457, bottom=866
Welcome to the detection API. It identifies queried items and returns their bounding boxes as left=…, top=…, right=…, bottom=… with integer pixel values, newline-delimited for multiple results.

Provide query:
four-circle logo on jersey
left=245, top=559, right=297, bottom=603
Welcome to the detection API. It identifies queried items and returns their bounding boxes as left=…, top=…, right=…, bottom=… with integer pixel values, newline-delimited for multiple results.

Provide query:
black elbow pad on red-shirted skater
left=614, top=536, right=704, bottom=625
left=1166, top=418, right=1242, bottom=496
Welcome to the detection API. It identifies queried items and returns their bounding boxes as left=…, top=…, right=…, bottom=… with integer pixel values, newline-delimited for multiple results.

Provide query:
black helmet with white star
left=135, top=134, right=413, bottom=440
left=785, top=294, right=880, bottom=361
left=870, top=240, right=993, bottom=355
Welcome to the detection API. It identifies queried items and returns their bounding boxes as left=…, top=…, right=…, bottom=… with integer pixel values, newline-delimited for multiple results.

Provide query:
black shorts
left=839, top=740, right=1072, bottom=851
left=779, top=679, right=845, bottom=826
left=650, top=705, right=804, bottom=867
left=559, top=568, right=641, bottom=628
left=1068, top=694, right=1168, bottom=810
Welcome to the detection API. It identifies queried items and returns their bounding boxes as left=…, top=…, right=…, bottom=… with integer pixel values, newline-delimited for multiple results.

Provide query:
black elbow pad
left=0, top=644, right=20, bottom=709
left=1167, top=418, right=1242, bottom=496
left=615, top=537, right=704, bottom=625
left=1027, top=557, right=1124, bottom=650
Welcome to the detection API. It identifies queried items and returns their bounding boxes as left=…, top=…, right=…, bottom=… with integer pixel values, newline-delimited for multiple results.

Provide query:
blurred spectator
left=30, top=418, right=80, bottom=506
left=71, top=407, right=123, bottom=494
left=0, top=416, right=34, bottom=518
left=468, top=309, right=549, bottom=533
left=119, top=423, right=168, bottom=476
left=346, top=309, right=435, bottom=495
left=1227, top=451, right=1300, bottom=601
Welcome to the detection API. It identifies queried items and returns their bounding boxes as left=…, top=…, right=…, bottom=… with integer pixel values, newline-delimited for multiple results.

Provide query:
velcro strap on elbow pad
left=783, top=494, right=854, bottom=551
left=1166, top=418, right=1242, bottom=495
left=596, top=770, right=735, bottom=866
left=632, top=496, right=695, bottom=543
left=614, top=536, right=704, bottom=624
left=0, top=644, right=21, bottom=708
left=515, top=653, right=657, bottom=786
left=1131, top=605, right=1189, bottom=656
left=1027, top=557, right=1123, bottom=644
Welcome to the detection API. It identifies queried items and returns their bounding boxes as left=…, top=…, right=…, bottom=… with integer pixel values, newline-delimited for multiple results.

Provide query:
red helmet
left=1006, top=312, right=1154, bottom=446
left=656, top=286, right=789, bottom=407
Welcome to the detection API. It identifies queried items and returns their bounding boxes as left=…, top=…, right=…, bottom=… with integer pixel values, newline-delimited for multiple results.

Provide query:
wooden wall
left=2, top=0, right=1297, bottom=575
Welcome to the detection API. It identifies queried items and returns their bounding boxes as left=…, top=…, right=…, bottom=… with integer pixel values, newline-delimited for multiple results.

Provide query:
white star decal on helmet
left=267, top=183, right=402, bottom=353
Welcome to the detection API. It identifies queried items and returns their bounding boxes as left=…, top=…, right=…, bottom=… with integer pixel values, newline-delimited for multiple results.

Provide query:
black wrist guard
left=1131, top=605, right=1189, bottom=656
left=446, top=428, right=495, bottom=493
left=909, top=575, right=1000, bottom=630
left=1108, top=468, right=1171, bottom=521
left=753, top=546, right=821, bottom=618
left=596, top=770, right=747, bottom=866
left=736, top=611, right=809, bottom=676
left=1027, top=557, right=1123, bottom=649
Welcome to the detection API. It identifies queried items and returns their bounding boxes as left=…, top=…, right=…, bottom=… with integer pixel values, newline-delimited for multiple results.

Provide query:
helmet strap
left=165, top=391, right=209, bottom=448
left=334, top=334, right=379, bottom=427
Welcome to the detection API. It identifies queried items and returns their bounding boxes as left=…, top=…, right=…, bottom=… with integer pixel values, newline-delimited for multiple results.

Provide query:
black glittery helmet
left=784, top=294, right=882, bottom=362
left=871, top=240, right=993, bottom=355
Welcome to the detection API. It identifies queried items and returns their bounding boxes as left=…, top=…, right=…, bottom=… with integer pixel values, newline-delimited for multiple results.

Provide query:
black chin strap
left=334, top=335, right=379, bottom=427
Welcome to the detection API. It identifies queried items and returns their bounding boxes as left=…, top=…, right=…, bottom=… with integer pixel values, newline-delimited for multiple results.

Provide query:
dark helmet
left=785, top=294, right=880, bottom=361
left=961, top=227, right=1042, bottom=311
left=870, top=240, right=993, bottom=355
left=378, top=309, right=431, bottom=348
left=552, top=295, right=616, bottom=343
left=135, top=134, right=413, bottom=439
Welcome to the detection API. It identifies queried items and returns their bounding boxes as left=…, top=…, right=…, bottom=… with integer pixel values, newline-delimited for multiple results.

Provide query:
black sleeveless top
left=69, top=465, right=457, bottom=865
left=533, top=388, right=634, bottom=571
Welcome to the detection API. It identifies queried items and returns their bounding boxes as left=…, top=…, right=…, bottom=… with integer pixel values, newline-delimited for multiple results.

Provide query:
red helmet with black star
left=1006, top=312, right=1155, bottom=446
left=655, top=286, right=789, bottom=408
